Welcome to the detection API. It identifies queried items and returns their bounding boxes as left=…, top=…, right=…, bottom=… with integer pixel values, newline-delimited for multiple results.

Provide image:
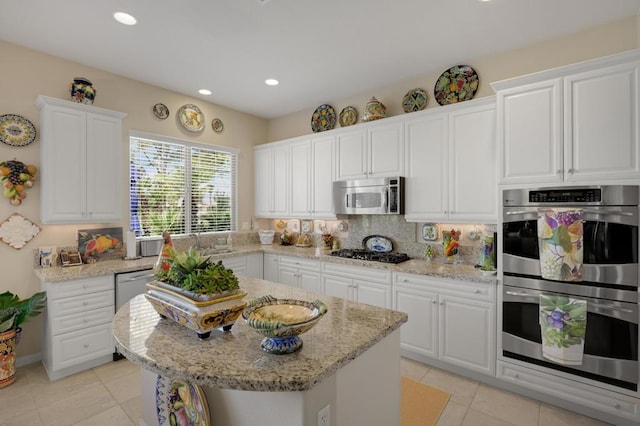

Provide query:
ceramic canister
left=70, top=77, right=96, bottom=104
left=362, top=96, right=386, bottom=121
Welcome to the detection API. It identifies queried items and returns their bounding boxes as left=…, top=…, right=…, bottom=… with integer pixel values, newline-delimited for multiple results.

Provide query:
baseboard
left=16, top=352, right=41, bottom=368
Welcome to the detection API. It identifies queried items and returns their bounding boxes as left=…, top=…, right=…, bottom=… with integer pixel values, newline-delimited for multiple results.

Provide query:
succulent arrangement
left=154, top=247, right=239, bottom=295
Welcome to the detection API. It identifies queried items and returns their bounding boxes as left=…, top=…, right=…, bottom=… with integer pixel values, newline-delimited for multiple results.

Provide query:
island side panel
left=336, top=329, right=401, bottom=426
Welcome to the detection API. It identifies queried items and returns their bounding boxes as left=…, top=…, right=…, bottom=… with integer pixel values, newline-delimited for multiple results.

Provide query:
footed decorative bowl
left=242, top=295, right=328, bottom=354
left=145, top=282, right=247, bottom=340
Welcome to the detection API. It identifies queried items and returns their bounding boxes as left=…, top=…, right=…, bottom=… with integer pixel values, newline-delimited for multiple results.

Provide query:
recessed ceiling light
left=113, top=12, right=137, bottom=26
left=265, top=78, right=279, bottom=86
left=198, top=89, right=212, bottom=95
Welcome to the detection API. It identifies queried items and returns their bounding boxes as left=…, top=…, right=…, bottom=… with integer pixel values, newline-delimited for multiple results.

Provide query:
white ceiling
left=1, top=0, right=639, bottom=119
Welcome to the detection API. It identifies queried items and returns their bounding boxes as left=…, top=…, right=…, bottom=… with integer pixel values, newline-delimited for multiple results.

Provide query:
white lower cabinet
left=322, top=263, right=392, bottom=309
left=263, top=253, right=279, bottom=282
left=42, top=275, right=115, bottom=380
left=219, top=253, right=263, bottom=279
left=277, top=256, right=321, bottom=293
left=393, top=272, right=496, bottom=376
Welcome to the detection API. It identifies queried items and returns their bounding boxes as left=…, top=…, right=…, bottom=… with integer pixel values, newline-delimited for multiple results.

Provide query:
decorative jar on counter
left=70, top=77, right=96, bottom=104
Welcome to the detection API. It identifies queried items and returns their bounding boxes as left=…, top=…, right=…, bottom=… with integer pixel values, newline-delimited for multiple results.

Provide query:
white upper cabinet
left=311, top=135, right=335, bottom=217
left=256, top=135, right=335, bottom=219
left=564, top=61, right=639, bottom=181
left=254, top=143, right=289, bottom=217
left=37, top=95, right=126, bottom=224
left=493, top=50, right=640, bottom=185
left=449, top=102, right=497, bottom=222
left=496, top=79, right=562, bottom=184
left=405, top=97, right=497, bottom=223
left=335, top=120, right=404, bottom=180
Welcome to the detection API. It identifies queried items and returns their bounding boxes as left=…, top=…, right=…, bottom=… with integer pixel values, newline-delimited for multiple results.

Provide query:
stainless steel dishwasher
left=114, top=268, right=155, bottom=359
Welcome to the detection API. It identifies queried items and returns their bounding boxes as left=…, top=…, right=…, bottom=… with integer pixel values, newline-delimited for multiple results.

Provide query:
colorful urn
left=70, top=77, right=96, bottom=104
left=362, top=96, right=386, bottom=122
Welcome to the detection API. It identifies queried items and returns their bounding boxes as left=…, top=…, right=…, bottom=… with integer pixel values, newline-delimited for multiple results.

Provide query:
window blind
left=129, top=133, right=237, bottom=237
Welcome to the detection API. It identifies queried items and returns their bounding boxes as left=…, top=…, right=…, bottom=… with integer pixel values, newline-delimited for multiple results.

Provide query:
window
left=129, top=132, right=237, bottom=238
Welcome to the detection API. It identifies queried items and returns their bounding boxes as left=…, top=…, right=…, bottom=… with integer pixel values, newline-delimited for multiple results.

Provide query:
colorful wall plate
left=211, top=118, right=224, bottom=133
left=0, top=114, right=36, bottom=146
left=311, top=104, right=336, bottom=133
left=402, top=88, right=428, bottom=112
left=338, top=106, right=358, bottom=127
left=177, top=104, right=205, bottom=132
left=434, top=65, right=479, bottom=106
left=152, top=103, right=169, bottom=120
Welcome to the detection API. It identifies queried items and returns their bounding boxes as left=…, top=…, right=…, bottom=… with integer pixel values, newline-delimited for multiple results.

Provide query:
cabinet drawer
left=51, top=306, right=114, bottom=335
left=52, top=323, right=114, bottom=370
left=49, top=290, right=114, bottom=317
left=394, top=273, right=494, bottom=302
left=279, top=256, right=320, bottom=271
left=46, top=275, right=113, bottom=300
left=323, top=262, right=391, bottom=283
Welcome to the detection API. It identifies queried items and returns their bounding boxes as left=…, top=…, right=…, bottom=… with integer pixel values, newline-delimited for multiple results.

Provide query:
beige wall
left=0, top=40, right=267, bottom=359
left=267, top=15, right=640, bottom=142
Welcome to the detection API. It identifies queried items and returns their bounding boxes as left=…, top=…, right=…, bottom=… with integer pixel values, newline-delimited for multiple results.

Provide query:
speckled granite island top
left=36, top=243, right=495, bottom=284
left=113, top=276, right=407, bottom=392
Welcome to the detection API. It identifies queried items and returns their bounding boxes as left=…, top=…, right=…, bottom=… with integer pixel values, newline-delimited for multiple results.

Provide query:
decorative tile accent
left=0, top=213, right=40, bottom=249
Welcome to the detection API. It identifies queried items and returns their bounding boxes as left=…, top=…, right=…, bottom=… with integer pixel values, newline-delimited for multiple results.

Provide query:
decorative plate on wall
left=211, top=118, right=224, bottom=133
left=338, top=106, right=358, bottom=127
left=152, top=103, right=170, bottom=120
left=310, top=104, right=336, bottom=133
left=434, top=65, right=479, bottom=106
left=0, top=114, right=36, bottom=147
left=402, top=88, right=428, bottom=113
left=177, top=104, right=205, bottom=132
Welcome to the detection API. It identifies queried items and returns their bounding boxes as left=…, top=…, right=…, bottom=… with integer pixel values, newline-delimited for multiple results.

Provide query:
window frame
left=129, top=130, right=238, bottom=238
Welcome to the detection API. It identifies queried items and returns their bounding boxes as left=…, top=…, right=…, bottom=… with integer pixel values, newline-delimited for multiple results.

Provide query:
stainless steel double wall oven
left=502, top=186, right=639, bottom=392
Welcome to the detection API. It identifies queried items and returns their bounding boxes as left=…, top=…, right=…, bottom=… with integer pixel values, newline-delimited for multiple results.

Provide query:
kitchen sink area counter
left=35, top=243, right=497, bottom=284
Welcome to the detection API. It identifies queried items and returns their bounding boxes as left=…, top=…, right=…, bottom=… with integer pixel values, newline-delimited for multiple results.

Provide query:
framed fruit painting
left=78, top=227, right=125, bottom=260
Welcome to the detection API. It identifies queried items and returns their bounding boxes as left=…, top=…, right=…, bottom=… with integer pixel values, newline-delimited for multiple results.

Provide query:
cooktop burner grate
left=329, top=249, right=411, bottom=264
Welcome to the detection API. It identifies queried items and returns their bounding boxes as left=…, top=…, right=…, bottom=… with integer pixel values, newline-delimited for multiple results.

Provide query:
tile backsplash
left=257, top=216, right=496, bottom=266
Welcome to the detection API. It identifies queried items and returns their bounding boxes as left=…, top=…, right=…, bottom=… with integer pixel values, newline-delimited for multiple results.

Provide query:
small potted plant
left=0, top=291, right=46, bottom=388
left=153, top=247, right=240, bottom=300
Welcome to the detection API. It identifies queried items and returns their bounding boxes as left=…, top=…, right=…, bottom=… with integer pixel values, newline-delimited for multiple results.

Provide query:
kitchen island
left=113, top=276, right=407, bottom=426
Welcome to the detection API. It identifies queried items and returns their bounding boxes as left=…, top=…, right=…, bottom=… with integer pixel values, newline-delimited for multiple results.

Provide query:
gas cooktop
left=329, top=248, right=411, bottom=264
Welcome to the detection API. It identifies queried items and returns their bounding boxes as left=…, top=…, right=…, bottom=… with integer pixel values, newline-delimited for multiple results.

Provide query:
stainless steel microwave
left=333, top=177, right=404, bottom=215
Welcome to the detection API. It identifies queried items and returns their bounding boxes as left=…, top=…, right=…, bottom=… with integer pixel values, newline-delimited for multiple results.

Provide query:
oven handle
left=382, top=190, right=388, bottom=212
left=505, top=210, right=635, bottom=217
left=505, top=291, right=635, bottom=313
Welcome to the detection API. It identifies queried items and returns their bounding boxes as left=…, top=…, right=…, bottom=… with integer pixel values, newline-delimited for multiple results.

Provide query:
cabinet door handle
left=83, top=301, right=89, bottom=306
left=474, top=289, right=480, bottom=294
left=568, top=168, right=575, bottom=174
left=402, top=278, right=408, bottom=283
left=431, top=300, right=437, bottom=304
left=555, top=170, right=562, bottom=174
left=439, top=301, right=444, bottom=306
left=83, top=344, right=89, bottom=349
left=442, top=211, right=447, bottom=214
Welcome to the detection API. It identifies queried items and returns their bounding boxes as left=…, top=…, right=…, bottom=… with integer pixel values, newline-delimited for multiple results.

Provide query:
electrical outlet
left=317, top=404, right=330, bottom=426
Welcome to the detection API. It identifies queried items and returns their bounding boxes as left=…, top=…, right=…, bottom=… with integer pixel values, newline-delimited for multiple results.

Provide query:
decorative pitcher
left=70, top=77, right=96, bottom=104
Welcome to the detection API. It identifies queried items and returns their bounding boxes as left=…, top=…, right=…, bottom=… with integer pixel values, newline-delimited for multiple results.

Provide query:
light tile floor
left=0, top=357, right=612, bottom=425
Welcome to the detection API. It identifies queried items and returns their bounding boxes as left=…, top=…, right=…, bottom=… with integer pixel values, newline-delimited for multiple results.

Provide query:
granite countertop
left=112, top=276, right=407, bottom=391
left=35, top=243, right=496, bottom=284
